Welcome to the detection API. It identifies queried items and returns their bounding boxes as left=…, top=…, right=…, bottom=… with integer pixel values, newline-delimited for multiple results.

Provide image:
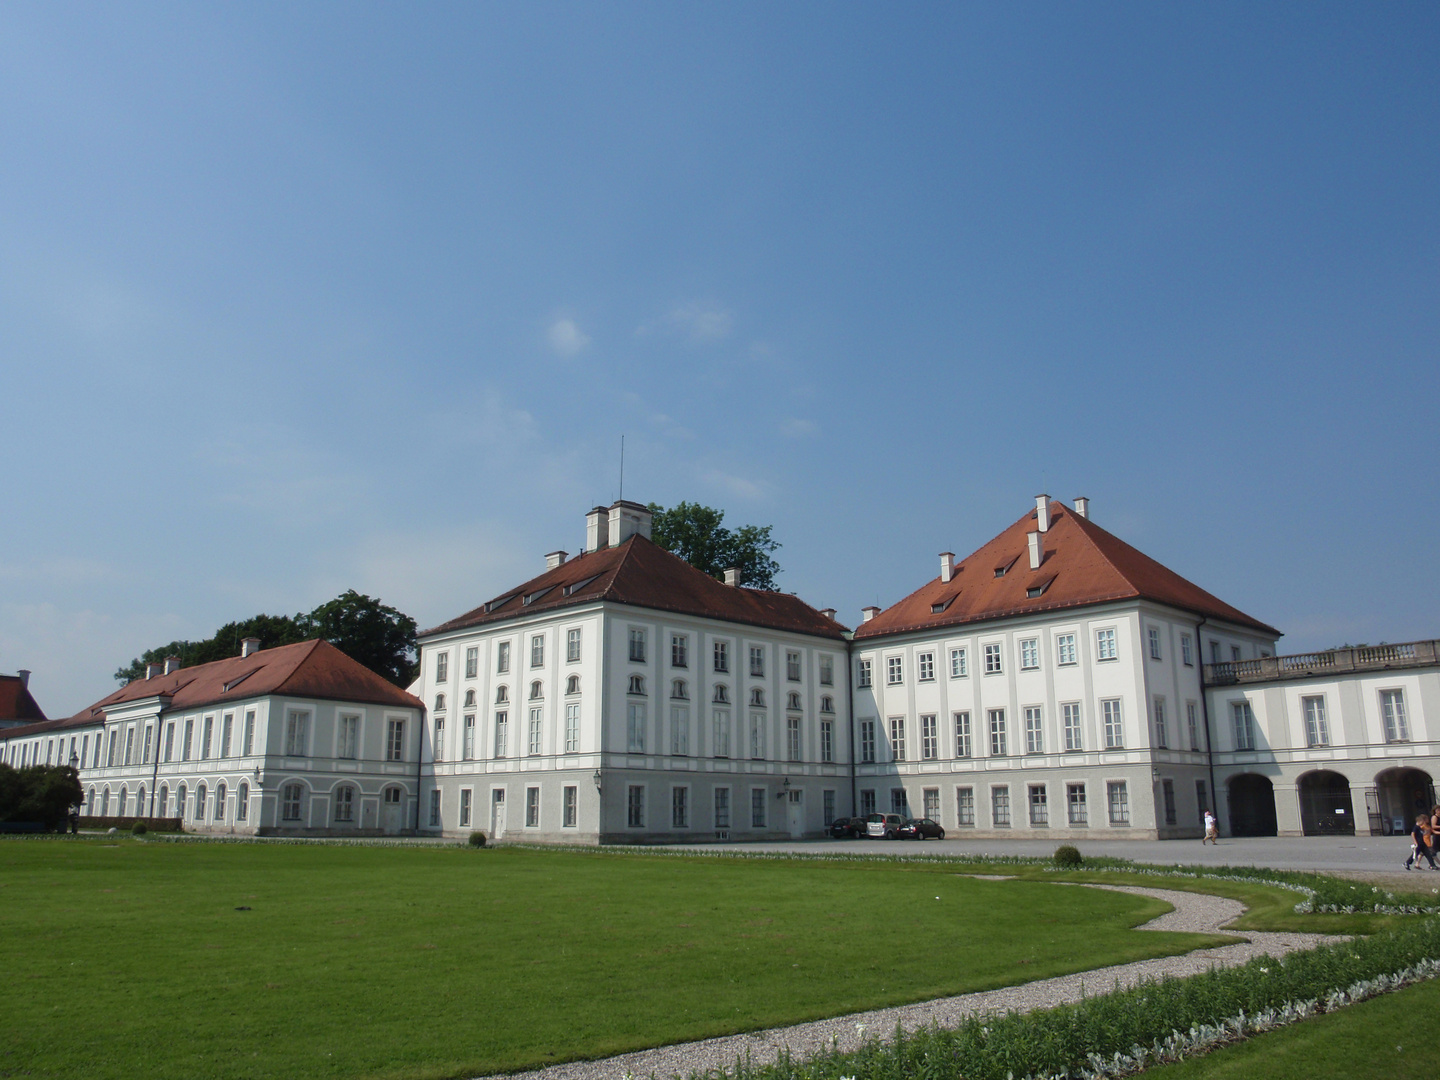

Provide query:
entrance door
left=381, top=787, right=403, bottom=835
left=786, top=789, right=804, bottom=839
left=491, top=789, right=507, bottom=839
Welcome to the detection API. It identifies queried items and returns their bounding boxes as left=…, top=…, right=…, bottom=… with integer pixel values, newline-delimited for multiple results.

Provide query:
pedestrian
left=1406, top=814, right=1437, bottom=870
left=1203, top=809, right=1218, bottom=845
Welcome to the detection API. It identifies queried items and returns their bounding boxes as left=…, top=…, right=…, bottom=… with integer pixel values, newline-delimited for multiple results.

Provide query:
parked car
left=865, top=812, right=907, bottom=839
left=897, top=817, right=946, bottom=840
left=828, top=816, right=865, bottom=839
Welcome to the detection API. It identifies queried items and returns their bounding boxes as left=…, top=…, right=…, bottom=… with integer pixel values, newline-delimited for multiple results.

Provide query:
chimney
left=861, top=605, right=880, bottom=623
left=1073, top=496, right=1090, bottom=520
left=607, top=500, right=653, bottom=547
left=584, top=506, right=610, bottom=552
left=545, top=550, right=568, bottom=570
left=163, top=656, right=181, bottom=675
left=724, top=567, right=742, bottom=587
left=819, top=608, right=836, bottom=621
left=145, top=662, right=162, bottom=680
left=16, top=669, right=29, bottom=688
left=1027, top=530, right=1044, bottom=571
left=240, top=637, right=261, bottom=658
left=939, top=552, right=955, bottom=583
left=1034, top=494, right=1050, bottom=533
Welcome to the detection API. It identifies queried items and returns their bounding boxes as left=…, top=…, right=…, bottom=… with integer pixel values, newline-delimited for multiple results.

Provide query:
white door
left=786, top=790, right=804, bottom=839
left=491, top=789, right=507, bottom=839
left=381, top=788, right=402, bottom=835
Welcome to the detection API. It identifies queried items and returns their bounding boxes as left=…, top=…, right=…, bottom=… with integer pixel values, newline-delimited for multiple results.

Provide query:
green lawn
left=1, top=840, right=1230, bottom=1080
left=1140, top=975, right=1440, bottom=1080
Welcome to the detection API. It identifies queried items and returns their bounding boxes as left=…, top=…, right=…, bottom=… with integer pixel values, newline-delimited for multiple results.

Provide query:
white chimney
left=1073, top=496, right=1090, bottom=520
left=819, top=608, right=836, bottom=621
left=1035, top=494, right=1050, bottom=533
left=584, top=506, right=610, bottom=552
left=145, top=662, right=162, bottom=680
left=16, top=669, right=29, bottom=688
left=724, top=567, right=742, bottom=587
left=241, top=637, right=261, bottom=658
left=1027, top=530, right=1044, bottom=571
left=939, top=552, right=955, bottom=583
left=163, top=656, right=181, bottom=675
left=607, top=500, right=653, bottom=548
left=861, top=605, right=880, bottom=623
left=545, top=550, right=568, bottom=570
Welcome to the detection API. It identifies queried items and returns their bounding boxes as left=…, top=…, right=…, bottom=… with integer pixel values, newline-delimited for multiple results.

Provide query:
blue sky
left=3, top=3, right=1437, bottom=717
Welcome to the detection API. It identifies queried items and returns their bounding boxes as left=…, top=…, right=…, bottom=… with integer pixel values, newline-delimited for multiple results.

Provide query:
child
left=1406, top=814, right=1437, bottom=871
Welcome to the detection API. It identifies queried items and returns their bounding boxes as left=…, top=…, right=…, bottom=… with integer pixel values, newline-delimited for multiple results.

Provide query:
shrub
left=1053, top=843, right=1082, bottom=868
left=131, top=820, right=148, bottom=836
left=468, top=831, right=487, bottom=848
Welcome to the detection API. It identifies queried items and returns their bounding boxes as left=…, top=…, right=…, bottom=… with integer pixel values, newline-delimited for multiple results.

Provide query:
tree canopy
left=114, top=590, right=418, bottom=687
left=647, top=501, right=782, bottom=591
left=0, top=764, right=83, bottom=829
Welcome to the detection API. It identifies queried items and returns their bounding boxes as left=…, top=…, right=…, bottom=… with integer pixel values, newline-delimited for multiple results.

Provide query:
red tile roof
left=853, top=501, right=1279, bottom=641
left=422, top=535, right=849, bottom=640
left=0, top=676, right=47, bottom=724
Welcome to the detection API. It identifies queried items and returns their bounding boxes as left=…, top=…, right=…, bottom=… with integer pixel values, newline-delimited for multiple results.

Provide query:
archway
left=1369, top=768, right=1435, bottom=835
left=1226, top=773, right=1277, bottom=836
left=1298, top=770, right=1355, bottom=835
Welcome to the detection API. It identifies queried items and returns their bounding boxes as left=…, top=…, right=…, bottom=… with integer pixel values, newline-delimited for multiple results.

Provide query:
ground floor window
left=923, top=788, right=939, bottom=818
left=1067, top=783, right=1087, bottom=825
left=860, top=789, right=876, bottom=816
left=672, top=786, right=688, bottom=828
left=194, top=784, right=206, bottom=821
left=526, top=786, right=540, bottom=827
left=1162, top=779, right=1177, bottom=825
left=1107, top=781, right=1130, bottom=825
left=282, top=783, right=303, bottom=822
left=714, top=787, right=730, bottom=829
left=991, top=785, right=1011, bottom=827
left=1196, top=779, right=1210, bottom=817
left=334, top=785, right=355, bottom=824
left=823, top=789, right=836, bottom=826
left=237, top=783, right=248, bottom=822
left=563, top=785, right=577, bottom=827
left=430, top=789, right=442, bottom=827
left=459, top=788, right=472, bottom=827
left=627, top=785, right=645, bottom=828
left=956, top=786, right=974, bottom=826
left=750, top=788, right=766, bottom=829
left=1028, top=784, right=1048, bottom=826
left=890, top=788, right=908, bottom=815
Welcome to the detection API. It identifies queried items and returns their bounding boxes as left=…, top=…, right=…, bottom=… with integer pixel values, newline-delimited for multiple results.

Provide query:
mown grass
left=0, top=839, right=1230, bottom=1080
left=1140, top=973, right=1440, bottom=1079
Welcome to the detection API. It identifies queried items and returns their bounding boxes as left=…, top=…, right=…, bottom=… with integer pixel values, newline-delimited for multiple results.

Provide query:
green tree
left=0, top=764, right=82, bottom=830
left=647, top=501, right=782, bottom=590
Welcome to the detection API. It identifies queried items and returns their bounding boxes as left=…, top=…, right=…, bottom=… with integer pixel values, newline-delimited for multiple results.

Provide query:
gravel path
left=474, top=882, right=1348, bottom=1080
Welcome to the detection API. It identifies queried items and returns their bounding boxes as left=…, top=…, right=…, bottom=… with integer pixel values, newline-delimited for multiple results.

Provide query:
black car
left=828, top=816, right=865, bottom=838
left=897, top=817, right=946, bottom=840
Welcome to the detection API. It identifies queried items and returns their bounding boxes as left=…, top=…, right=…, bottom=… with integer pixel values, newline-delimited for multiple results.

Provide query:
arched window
left=137, top=784, right=147, bottom=815
left=333, top=784, right=355, bottom=824
left=713, top=684, right=729, bottom=704
left=463, top=689, right=476, bottom=708
left=101, top=785, right=110, bottom=816
left=237, top=782, right=250, bottom=822
left=530, top=680, right=543, bottom=700
left=87, top=786, right=96, bottom=815
left=627, top=674, right=646, bottom=696
left=435, top=693, right=446, bottom=712
left=566, top=674, right=580, bottom=695
left=750, top=688, right=766, bottom=707
left=118, top=785, right=128, bottom=816
left=821, top=695, right=834, bottom=713
left=158, top=784, right=169, bottom=816
left=496, top=686, right=509, bottom=704
left=214, top=782, right=227, bottom=821
left=671, top=679, right=688, bottom=700
left=787, top=692, right=802, bottom=710
left=195, top=783, right=207, bottom=821
left=177, top=783, right=187, bottom=820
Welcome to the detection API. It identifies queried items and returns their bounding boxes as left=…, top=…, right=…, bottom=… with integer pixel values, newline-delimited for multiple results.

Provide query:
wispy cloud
left=703, top=468, right=765, bottom=500
left=546, top=316, right=590, bottom=357
left=780, top=418, right=819, bottom=438
left=638, top=301, right=733, bottom=344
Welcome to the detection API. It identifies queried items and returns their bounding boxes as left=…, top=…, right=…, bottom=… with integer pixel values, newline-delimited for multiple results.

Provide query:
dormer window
left=628, top=674, right=646, bottom=696
left=750, top=688, right=765, bottom=707
left=820, top=695, right=834, bottom=714
left=562, top=575, right=599, bottom=597
left=434, top=693, right=446, bottom=712
left=786, top=692, right=801, bottom=710
left=566, top=675, right=581, bottom=695
left=463, top=689, right=476, bottom=708
left=671, top=679, right=688, bottom=700
left=496, top=686, right=509, bottom=704
left=523, top=586, right=554, bottom=606
left=1026, top=575, right=1056, bottom=599
left=529, top=681, right=543, bottom=700
left=485, top=595, right=518, bottom=614
left=713, top=684, right=729, bottom=704
left=993, top=555, right=1019, bottom=579
left=931, top=598, right=952, bottom=614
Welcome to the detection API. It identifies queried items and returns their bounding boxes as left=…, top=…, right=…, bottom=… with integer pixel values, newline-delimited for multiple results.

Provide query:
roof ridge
left=1060, top=506, right=1140, bottom=599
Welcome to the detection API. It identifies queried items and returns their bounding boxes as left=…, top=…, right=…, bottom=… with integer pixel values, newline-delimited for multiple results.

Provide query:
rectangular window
left=787, top=715, right=800, bottom=761
left=786, top=651, right=801, bottom=681
left=566, top=629, right=581, bottom=663
left=920, top=714, right=938, bottom=760
left=984, top=643, right=1002, bottom=674
left=526, top=786, right=540, bottom=827
left=956, top=786, right=975, bottom=826
left=285, top=711, right=309, bottom=756
left=1020, top=639, right=1039, bottom=671
left=1231, top=645, right=1242, bottom=663
left=236, top=784, right=249, bottom=821
left=1024, top=706, right=1043, bottom=754
left=529, top=634, right=544, bottom=669
left=565, top=703, right=579, bottom=753
left=1210, top=640, right=1222, bottom=664
left=465, top=646, right=479, bottom=679
left=1302, top=696, right=1329, bottom=747
left=200, top=717, right=212, bottom=759
left=1162, top=779, right=1177, bottom=825
left=886, top=655, right=903, bottom=684
left=1232, top=701, right=1256, bottom=750
left=891, top=788, right=908, bottom=815
left=1187, top=702, right=1201, bottom=751
left=1028, top=784, right=1048, bottom=826
left=1062, top=702, right=1082, bottom=751
left=751, top=788, right=766, bottom=828
left=1096, top=628, right=1117, bottom=661
left=991, top=786, right=1011, bottom=827
left=954, top=711, right=972, bottom=757
left=749, top=645, right=765, bottom=677
left=819, top=655, right=834, bottom=685
left=750, top=714, right=766, bottom=760
left=627, top=703, right=646, bottom=753
left=1056, top=633, right=1077, bottom=666
left=1381, top=689, right=1409, bottom=742
left=497, top=641, right=511, bottom=674
left=950, top=647, right=968, bottom=678
left=888, top=717, right=906, bottom=762
left=1181, top=634, right=1194, bottom=666
left=627, top=785, right=645, bottom=828
left=1102, top=699, right=1124, bottom=748
left=1107, top=781, right=1130, bottom=825
left=243, top=711, right=255, bottom=756
left=386, top=719, right=404, bottom=761
left=923, top=787, right=940, bottom=818
left=142, top=725, right=153, bottom=765
left=163, top=723, right=175, bottom=763
left=1148, top=627, right=1162, bottom=660
left=713, top=641, right=729, bottom=673
left=860, top=789, right=877, bottom=816
left=494, top=712, right=508, bottom=758
left=339, top=715, right=358, bottom=759
left=860, top=719, right=876, bottom=763
left=820, top=719, right=833, bottom=763
left=672, top=705, right=690, bottom=755
left=563, top=786, right=577, bottom=827
left=1152, top=697, right=1167, bottom=749
left=857, top=659, right=872, bottom=687
left=1067, top=783, right=1087, bottom=825
left=429, top=789, right=441, bottom=827
left=436, top=652, right=449, bottom=682
left=1196, top=779, right=1210, bottom=816
left=669, top=634, right=688, bottom=668
left=823, top=790, right=836, bottom=826
left=459, top=788, right=472, bottom=827
left=917, top=652, right=935, bottom=681
left=463, top=714, right=476, bottom=759
left=671, top=787, right=689, bottom=828
left=988, top=709, right=1007, bottom=756
left=433, top=718, right=444, bottom=761
left=712, top=710, right=730, bottom=757
left=528, top=708, right=542, bottom=755
left=220, top=714, right=233, bottom=758
left=714, top=787, right=731, bottom=829
left=282, top=784, right=303, bottom=822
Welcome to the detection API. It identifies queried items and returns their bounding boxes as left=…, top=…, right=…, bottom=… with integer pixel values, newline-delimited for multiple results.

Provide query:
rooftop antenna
left=618, top=434, right=625, bottom=503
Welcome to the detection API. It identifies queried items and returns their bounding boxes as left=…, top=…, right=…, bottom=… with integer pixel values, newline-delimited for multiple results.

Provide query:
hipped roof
left=0, top=676, right=47, bottom=724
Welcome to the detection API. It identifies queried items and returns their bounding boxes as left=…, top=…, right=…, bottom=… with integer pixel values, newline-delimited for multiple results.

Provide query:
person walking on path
left=1203, top=810, right=1218, bottom=845
left=1406, top=814, right=1438, bottom=870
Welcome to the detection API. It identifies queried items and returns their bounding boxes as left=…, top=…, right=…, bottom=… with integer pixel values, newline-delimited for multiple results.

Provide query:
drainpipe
left=415, top=707, right=425, bottom=835
left=1196, top=617, right=1219, bottom=834
left=148, top=716, right=162, bottom=817
left=844, top=632, right=857, bottom=817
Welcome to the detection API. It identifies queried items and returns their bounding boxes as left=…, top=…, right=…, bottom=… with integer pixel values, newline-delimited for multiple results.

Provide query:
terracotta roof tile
left=422, top=535, right=848, bottom=640
left=0, top=676, right=47, bottom=724
left=853, top=502, right=1279, bottom=641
